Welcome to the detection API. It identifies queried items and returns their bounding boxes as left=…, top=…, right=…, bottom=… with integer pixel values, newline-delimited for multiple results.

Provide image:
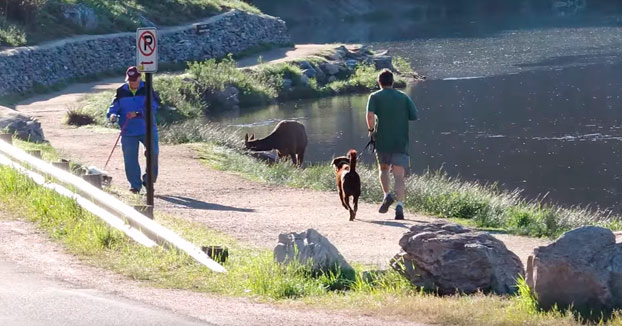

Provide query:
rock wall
left=0, top=10, right=290, bottom=97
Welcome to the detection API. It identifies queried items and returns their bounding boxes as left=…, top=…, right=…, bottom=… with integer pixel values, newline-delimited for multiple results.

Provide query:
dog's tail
left=348, top=149, right=357, bottom=172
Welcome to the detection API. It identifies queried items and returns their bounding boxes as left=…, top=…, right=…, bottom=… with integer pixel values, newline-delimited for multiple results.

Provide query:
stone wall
left=0, top=10, right=290, bottom=97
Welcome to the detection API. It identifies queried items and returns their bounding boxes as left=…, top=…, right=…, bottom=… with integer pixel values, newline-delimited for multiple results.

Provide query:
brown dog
left=332, top=149, right=361, bottom=221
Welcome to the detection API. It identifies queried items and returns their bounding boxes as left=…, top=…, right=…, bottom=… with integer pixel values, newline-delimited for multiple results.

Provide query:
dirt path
left=14, top=46, right=549, bottom=269
left=236, top=44, right=336, bottom=68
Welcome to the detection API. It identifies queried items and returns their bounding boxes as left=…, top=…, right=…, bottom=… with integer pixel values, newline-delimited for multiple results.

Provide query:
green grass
left=12, top=138, right=59, bottom=161
left=0, top=0, right=259, bottom=46
left=166, top=123, right=622, bottom=239
left=1, top=163, right=621, bottom=325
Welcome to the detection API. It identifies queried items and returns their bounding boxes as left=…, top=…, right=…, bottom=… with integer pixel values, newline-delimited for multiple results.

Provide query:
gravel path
left=13, top=45, right=549, bottom=268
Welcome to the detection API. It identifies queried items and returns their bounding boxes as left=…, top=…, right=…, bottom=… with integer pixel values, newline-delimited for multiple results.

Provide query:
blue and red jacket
left=106, top=81, right=158, bottom=136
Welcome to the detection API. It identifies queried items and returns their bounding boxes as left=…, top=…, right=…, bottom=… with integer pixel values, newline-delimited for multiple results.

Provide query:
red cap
left=125, top=66, right=140, bottom=82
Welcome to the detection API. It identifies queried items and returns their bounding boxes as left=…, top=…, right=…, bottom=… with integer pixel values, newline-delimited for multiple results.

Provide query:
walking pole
left=104, top=117, right=131, bottom=170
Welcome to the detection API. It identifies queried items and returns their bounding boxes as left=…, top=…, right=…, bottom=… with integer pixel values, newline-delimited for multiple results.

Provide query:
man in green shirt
left=366, top=69, right=418, bottom=220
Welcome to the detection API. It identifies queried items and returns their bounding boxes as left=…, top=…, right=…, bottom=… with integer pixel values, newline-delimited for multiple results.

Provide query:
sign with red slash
left=136, top=28, right=158, bottom=73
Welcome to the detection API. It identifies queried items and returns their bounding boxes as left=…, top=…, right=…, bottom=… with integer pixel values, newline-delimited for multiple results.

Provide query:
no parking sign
left=136, top=28, right=158, bottom=73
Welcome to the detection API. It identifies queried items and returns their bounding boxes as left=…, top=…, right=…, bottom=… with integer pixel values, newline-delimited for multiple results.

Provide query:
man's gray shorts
left=376, top=152, right=410, bottom=168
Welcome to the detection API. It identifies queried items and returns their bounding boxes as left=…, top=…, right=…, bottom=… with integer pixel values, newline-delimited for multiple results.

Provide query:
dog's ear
left=250, top=134, right=255, bottom=140
left=332, top=156, right=348, bottom=169
left=244, top=133, right=249, bottom=143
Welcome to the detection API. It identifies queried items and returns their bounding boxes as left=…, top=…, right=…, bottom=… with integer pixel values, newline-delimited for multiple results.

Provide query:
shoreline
left=73, top=44, right=422, bottom=127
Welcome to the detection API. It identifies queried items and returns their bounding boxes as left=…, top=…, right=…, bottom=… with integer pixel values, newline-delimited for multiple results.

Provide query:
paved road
left=0, top=258, right=209, bottom=326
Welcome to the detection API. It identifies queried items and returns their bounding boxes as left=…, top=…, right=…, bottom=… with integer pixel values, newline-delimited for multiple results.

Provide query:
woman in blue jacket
left=106, top=66, right=159, bottom=193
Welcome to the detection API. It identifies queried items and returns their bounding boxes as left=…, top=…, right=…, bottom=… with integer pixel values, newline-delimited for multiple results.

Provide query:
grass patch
left=0, top=164, right=619, bottom=325
left=0, top=0, right=259, bottom=46
left=176, top=125, right=622, bottom=239
left=11, top=137, right=59, bottom=161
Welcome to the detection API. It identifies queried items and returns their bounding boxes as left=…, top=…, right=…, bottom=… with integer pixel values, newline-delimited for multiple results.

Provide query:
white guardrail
left=0, top=139, right=226, bottom=273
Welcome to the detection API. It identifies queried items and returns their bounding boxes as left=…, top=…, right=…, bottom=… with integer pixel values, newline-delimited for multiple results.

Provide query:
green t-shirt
left=366, top=88, right=418, bottom=154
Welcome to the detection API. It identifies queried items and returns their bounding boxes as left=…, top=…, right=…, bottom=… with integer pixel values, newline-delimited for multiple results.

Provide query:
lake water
left=217, top=14, right=622, bottom=212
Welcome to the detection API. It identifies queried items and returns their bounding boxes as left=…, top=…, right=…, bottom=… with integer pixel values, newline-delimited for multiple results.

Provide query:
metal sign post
left=136, top=27, right=158, bottom=210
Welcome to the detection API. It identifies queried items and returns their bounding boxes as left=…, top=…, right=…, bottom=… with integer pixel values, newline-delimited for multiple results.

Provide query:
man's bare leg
left=392, top=165, right=406, bottom=220
left=378, top=164, right=394, bottom=213
left=392, top=165, right=406, bottom=203
left=379, top=164, right=391, bottom=195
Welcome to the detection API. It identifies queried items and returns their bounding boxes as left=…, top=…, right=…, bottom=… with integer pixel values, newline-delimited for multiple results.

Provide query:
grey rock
left=274, top=229, right=352, bottom=273
left=300, top=74, right=310, bottom=87
left=345, top=59, right=358, bottom=69
left=216, top=86, right=240, bottom=109
left=0, top=106, right=45, bottom=143
left=138, top=14, right=156, bottom=27
left=530, top=226, right=622, bottom=312
left=391, top=222, right=524, bottom=295
left=282, top=78, right=293, bottom=90
left=328, top=76, right=337, bottom=83
left=302, top=68, right=316, bottom=78
left=298, top=60, right=314, bottom=70
left=61, top=4, right=98, bottom=30
left=373, top=55, right=395, bottom=71
left=335, top=45, right=348, bottom=55
left=321, top=62, right=341, bottom=75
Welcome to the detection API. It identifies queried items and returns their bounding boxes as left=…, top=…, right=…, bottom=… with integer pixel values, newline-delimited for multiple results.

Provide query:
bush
left=0, top=17, right=26, bottom=46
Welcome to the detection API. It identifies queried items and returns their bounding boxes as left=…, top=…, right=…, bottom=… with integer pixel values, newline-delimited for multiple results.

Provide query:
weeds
left=65, top=106, right=96, bottom=126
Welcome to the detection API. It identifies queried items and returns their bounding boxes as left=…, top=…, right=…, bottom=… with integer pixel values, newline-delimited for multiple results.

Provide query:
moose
left=244, top=120, right=308, bottom=166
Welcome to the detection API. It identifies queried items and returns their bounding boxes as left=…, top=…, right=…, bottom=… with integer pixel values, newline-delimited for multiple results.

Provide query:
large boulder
left=529, top=226, right=622, bottom=312
left=391, top=222, right=524, bottom=295
left=0, top=106, right=45, bottom=143
left=274, top=229, right=352, bottom=273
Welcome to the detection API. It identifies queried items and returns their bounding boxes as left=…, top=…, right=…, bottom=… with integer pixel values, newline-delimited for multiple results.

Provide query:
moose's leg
left=297, top=151, right=304, bottom=166
left=353, top=195, right=359, bottom=214
left=290, top=153, right=297, bottom=166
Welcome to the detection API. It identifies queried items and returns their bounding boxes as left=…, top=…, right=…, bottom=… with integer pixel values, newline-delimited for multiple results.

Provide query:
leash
left=358, top=136, right=375, bottom=159
left=103, top=113, right=136, bottom=169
